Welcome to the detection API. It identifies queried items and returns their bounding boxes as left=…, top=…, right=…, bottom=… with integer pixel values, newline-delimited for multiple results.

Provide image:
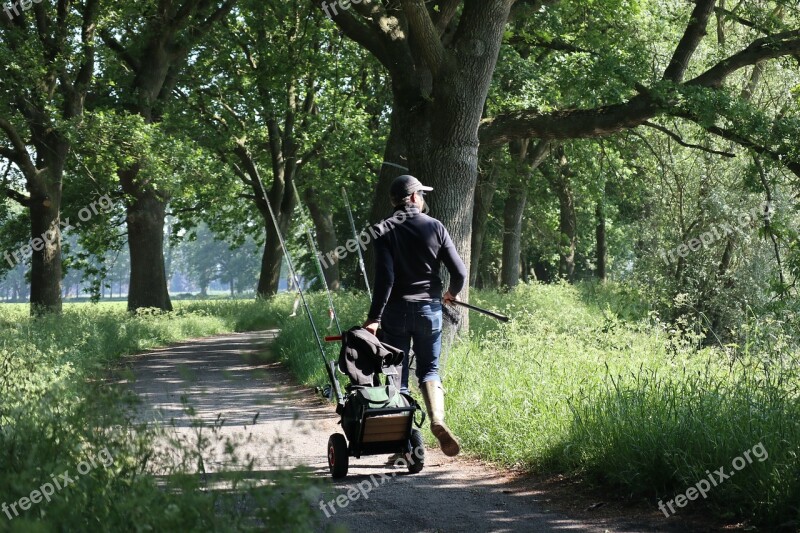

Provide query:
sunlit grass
left=0, top=298, right=317, bottom=531
left=271, top=282, right=799, bottom=527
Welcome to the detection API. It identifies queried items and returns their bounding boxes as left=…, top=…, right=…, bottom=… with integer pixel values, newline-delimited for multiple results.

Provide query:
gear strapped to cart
left=324, top=326, right=426, bottom=478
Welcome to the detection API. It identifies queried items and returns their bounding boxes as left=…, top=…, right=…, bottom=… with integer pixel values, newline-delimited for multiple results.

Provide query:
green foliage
left=443, top=283, right=798, bottom=527
left=270, top=291, right=368, bottom=390
left=0, top=301, right=318, bottom=531
left=271, top=284, right=799, bottom=527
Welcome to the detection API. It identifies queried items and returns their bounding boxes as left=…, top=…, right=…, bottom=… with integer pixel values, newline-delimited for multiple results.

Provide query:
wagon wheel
left=327, top=433, right=349, bottom=478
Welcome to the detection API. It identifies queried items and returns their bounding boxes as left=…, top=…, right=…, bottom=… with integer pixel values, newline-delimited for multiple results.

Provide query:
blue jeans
left=380, top=300, right=442, bottom=393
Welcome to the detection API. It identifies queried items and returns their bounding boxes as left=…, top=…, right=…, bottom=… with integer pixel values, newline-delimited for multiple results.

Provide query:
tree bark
left=305, top=186, right=341, bottom=291
left=470, top=160, right=500, bottom=287
left=27, top=139, right=67, bottom=315
left=123, top=181, right=172, bottom=311
left=595, top=199, right=606, bottom=281
left=500, top=140, right=530, bottom=290
left=255, top=175, right=296, bottom=298
left=544, top=147, right=577, bottom=281
left=28, top=196, right=62, bottom=314
left=500, top=185, right=527, bottom=289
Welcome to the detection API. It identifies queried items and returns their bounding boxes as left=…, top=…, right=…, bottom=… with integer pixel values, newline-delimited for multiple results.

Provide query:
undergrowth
left=270, top=282, right=799, bottom=528
left=0, top=299, right=317, bottom=532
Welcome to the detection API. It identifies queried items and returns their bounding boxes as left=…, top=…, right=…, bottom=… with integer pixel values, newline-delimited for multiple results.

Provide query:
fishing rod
left=254, top=172, right=343, bottom=405
left=381, top=161, right=409, bottom=172
left=448, top=299, right=510, bottom=322
left=291, top=182, right=341, bottom=334
left=341, top=187, right=372, bottom=300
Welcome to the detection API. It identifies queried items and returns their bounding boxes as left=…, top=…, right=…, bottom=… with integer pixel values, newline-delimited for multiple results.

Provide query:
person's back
left=368, top=205, right=465, bottom=317
left=363, top=174, right=465, bottom=457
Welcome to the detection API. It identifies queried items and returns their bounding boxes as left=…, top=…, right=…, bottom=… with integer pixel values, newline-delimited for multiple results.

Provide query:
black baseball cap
left=389, top=175, right=433, bottom=200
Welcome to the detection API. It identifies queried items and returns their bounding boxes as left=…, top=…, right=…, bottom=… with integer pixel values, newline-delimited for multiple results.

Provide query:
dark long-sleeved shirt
left=367, top=204, right=467, bottom=322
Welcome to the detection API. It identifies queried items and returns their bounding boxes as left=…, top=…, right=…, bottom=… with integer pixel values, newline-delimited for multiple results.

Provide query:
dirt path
left=123, top=330, right=700, bottom=533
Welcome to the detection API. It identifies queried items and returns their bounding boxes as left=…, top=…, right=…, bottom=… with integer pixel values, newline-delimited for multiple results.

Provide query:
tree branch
left=313, top=0, right=391, bottom=70
left=0, top=118, right=36, bottom=177
left=99, top=29, right=141, bottom=73
left=433, top=0, right=461, bottom=36
left=687, top=29, right=800, bottom=88
left=75, top=0, right=100, bottom=90
left=6, top=187, right=31, bottom=207
left=663, top=0, right=716, bottom=82
left=480, top=30, right=800, bottom=146
left=186, top=0, right=237, bottom=45
left=400, top=0, right=446, bottom=75
left=713, top=5, right=770, bottom=34
left=297, top=122, right=337, bottom=169
left=643, top=121, right=736, bottom=157
left=687, top=118, right=800, bottom=177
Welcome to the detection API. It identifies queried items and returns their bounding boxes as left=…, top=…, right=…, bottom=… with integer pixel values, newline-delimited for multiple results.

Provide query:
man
left=363, top=174, right=467, bottom=457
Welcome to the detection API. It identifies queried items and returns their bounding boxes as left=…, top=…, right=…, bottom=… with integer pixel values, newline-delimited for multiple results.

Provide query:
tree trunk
left=500, top=186, right=527, bottom=290
left=595, top=199, right=606, bottom=281
left=364, top=108, right=411, bottom=286
left=549, top=148, right=577, bottom=281
left=305, top=186, right=341, bottom=291
left=328, top=0, right=513, bottom=332
left=257, top=222, right=288, bottom=297
left=255, top=178, right=295, bottom=298
left=28, top=149, right=66, bottom=315
left=470, top=161, right=500, bottom=287
left=500, top=140, right=531, bottom=290
left=125, top=184, right=172, bottom=311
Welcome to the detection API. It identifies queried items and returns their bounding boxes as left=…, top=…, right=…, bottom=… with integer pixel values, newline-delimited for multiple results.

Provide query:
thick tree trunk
left=470, top=163, right=500, bottom=287
left=305, top=186, right=341, bottom=291
left=333, top=0, right=512, bottom=332
left=412, top=4, right=512, bottom=331
left=595, top=199, right=606, bottom=281
left=365, top=106, right=412, bottom=286
left=257, top=219, right=289, bottom=297
left=125, top=186, right=172, bottom=311
left=28, top=147, right=66, bottom=315
left=255, top=177, right=296, bottom=298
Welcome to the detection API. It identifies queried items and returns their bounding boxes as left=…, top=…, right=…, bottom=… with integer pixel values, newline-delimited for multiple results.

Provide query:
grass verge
left=0, top=298, right=316, bottom=532
left=269, top=283, right=799, bottom=528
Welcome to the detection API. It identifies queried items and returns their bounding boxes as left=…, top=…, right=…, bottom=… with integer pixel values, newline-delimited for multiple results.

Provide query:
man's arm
left=365, top=233, right=394, bottom=330
left=439, top=226, right=467, bottom=302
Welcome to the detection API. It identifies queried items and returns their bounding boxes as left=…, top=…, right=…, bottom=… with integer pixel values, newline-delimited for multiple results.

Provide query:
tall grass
left=447, top=283, right=799, bottom=527
left=269, top=283, right=799, bottom=527
left=0, top=299, right=318, bottom=532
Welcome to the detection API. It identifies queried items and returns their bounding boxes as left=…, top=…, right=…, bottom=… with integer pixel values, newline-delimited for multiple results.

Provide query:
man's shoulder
left=417, top=213, right=446, bottom=232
